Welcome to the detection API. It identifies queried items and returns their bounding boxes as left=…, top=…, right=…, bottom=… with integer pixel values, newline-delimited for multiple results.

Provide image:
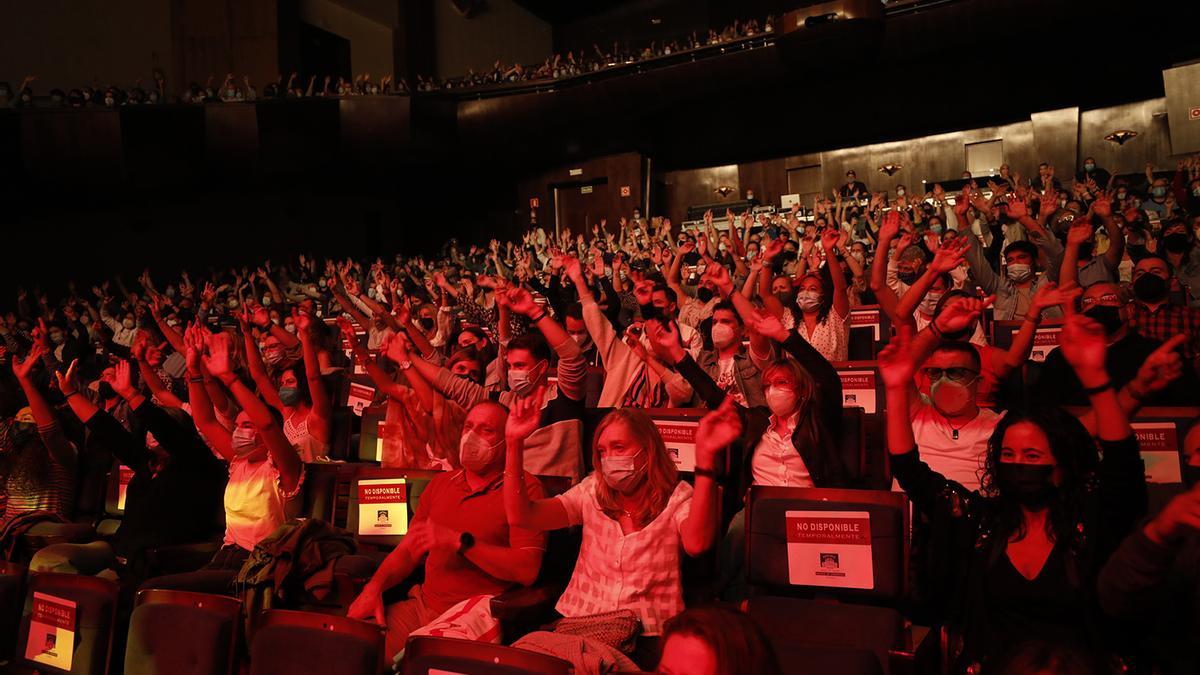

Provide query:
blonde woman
left=503, top=392, right=740, bottom=665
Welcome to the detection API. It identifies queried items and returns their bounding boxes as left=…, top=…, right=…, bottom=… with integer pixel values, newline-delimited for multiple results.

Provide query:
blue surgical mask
left=930, top=223, right=944, bottom=235
left=1152, top=186, right=1167, bottom=199
left=278, top=386, right=301, bottom=407
left=1084, top=162, right=1095, bottom=172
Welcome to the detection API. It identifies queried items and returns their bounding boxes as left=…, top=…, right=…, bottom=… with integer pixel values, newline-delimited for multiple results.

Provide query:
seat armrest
left=489, top=584, right=563, bottom=641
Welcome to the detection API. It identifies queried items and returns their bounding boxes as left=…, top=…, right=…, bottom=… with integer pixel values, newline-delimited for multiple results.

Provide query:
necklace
left=942, top=410, right=980, bottom=441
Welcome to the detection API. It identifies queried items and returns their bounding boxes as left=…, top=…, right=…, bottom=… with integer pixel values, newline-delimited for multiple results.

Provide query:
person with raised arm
left=504, top=394, right=737, bottom=668
left=142, top=326, right=302, bottom=592
left=881, top=295, right=1146, bottom=670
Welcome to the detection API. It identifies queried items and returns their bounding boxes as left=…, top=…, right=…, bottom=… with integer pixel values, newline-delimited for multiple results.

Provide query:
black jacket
left=892, top=435, right=1146, bottom=670
left=675, top=331, right=849, bottom=502
left=86, top=400, right=227, bottom=572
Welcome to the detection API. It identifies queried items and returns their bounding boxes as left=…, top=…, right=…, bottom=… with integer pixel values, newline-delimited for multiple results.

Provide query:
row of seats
left=2, top=483, right=944, bottom=675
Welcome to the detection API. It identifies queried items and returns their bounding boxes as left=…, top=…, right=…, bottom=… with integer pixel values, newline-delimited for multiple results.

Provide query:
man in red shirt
left=347, top=401, right=546, bottom=657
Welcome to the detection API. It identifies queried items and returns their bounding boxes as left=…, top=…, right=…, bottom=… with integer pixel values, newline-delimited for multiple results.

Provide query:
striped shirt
left=1, top=423, right=77, bottom=527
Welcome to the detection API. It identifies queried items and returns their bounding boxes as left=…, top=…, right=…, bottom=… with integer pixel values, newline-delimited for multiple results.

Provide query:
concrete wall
left=433, top=0, right=551, bottom=79
left=0, top=0, right=172, bottom=92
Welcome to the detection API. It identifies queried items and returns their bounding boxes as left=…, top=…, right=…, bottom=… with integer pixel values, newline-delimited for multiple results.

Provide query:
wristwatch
left=457, top=531, right=475, bottom=556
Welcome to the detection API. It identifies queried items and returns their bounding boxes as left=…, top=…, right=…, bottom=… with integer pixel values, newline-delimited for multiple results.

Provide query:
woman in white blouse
left=503, top=392, right=739, bottom=659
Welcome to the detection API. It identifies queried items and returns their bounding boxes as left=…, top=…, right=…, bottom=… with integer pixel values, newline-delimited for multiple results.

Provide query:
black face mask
left=97, top=382, right=117, bottom=401
left=418, top=317, right=436, bottom=331
left=1084, top=306, right=1123, bottom=336
left=1076, top=241, right=1094, bottom=259
left=1163, top=233, right=1191, bottom=254
left=696, top=287, right=714, bottom=303
left=774, top=291, right=795, bottom=307
left=1133, top=274, right=1168, bottom=303
left=1127, top=244, right=1148, bottom=261
left=897, top=271, right=920, bottom=285
left=995, top=462, right=1056, bottom=510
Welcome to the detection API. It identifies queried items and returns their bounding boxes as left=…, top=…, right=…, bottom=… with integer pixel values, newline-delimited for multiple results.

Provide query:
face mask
left=696, top=287, right=714, bottom=303
left=97, top=382, right=117, bottom=401
left=995, top=462, right=1056, bottom=510
left=774, top=291, right=795, bottom=307
left=262, top=296, right=272, bottom=307
left=919, top=291, right=943, bottom=316
left=1116, top=190, right=1127, bottom=200
left=896, top=188, right=906, bottom=197
left=796, top=290, right=821, bottom=312
left=765, top=386, right=797, bottom=417
left=1006, top=263, right=1033, bottom=283
left=1084, top=306, right=1123, bottom=336
left=228, top=299, right=239, bottom=309
left=1084, top=163, right=1095, bottom=172
left=458, top=430, right=503, bottom=473
left=1151, top=186, right=1167, bottom=199
left=1163, top=233, right=1190, bottom=253
left=231, top=427, right=259, bottom=457
left=166, top=319, right=179, bottom=327
left=1133, top=273, right=1168, bottom=302
left=897, top=271, right=920, bottom=285
left=418, top=317, right=436, bottom=331
left=50, top=332, right=65, bottom=345
left=569, top=331, right=591, bottom=349
left=507, top=360, right=545, bottom=395
left=122, top=318, right=136, bottom=330
left=850, top=252, right=865, bottom=264
left=711, top=323, right=738, bottom=349
left=264, top=349, right=285, bottom=366
left=718, top=243, right=727, bottom=253
left=1192, top=187, right=1200, bottom=198
left=278, top=386, right=302, bottom=407
left=285, top=323, right=296, bottom=334
left=930, top=223, right=944, bottom=235
left=600, top=451, right=644, bottom=493
left=930, top=378, right=974, bottom=416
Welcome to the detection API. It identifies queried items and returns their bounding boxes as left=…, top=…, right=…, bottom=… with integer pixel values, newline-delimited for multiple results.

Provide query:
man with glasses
left=891, top=341, right=1002, bottom=492
left=1035, top=281, right=1199, bottom=406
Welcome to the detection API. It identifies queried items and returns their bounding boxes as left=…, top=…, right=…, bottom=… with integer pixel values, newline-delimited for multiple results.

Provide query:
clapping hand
left=695, top=398, right=742, bottom=471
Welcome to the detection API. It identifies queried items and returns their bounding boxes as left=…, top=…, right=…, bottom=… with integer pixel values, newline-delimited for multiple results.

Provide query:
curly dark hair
left=979, top=408, right=1100, bottom=544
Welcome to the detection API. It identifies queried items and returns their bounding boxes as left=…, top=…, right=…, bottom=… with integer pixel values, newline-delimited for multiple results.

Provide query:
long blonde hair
left=592, top=409, right=679, bottom=528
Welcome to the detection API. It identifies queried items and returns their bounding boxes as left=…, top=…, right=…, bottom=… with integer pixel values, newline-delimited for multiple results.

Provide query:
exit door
left=554, top=180, right=609, bottom=238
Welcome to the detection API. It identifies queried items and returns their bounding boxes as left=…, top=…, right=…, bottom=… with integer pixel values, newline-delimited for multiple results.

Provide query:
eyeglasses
left=1079, top=293, right=1120, bottom=308
left=922, top=367, right=979, bottom=383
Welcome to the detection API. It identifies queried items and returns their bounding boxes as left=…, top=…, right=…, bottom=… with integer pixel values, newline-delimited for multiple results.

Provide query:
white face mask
left=765, top=386, right=798, bottom=417
left=919, top=291, right=944, bottom=316
left=1006, top=263, right=1033, bottom=283
left=600, top=451, right=644, bottom=493
left=796, top=290, right=821, bottom=312
left=569, top=331, right=591, bottom=348
left=711, top=322, right=738, bottom=349
left=458, top=430, right=503, bottom=473
left=507, top=360, right=545, bottom=395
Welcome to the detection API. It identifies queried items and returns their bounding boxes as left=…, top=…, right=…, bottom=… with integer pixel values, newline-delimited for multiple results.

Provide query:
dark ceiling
left=510, top=0, right=641, bottom=24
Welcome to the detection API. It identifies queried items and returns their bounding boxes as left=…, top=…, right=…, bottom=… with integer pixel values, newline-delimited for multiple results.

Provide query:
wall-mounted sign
left=529, top=197, right=539, bottom=208
left=581, top=185, right=593, bottom=194
left=569, top=168, right=583, bottom=176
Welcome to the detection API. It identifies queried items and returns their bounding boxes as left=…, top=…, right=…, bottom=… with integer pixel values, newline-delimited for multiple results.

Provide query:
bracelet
left=188, top=376, right=205, bottom=384
left=528, top=310, right=547, bottom=323
left=928, top=321, right=944, bottom=339
left=1081, top=381, right=1112, bottom=396
left=693, top=467, right=722, bottom=481
left=64, top=390, right=80, bottom=399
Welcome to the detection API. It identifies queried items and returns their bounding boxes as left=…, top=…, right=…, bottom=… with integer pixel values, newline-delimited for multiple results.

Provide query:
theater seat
left=399, top=636, right=572, bottom=675
left=142, top=541, right=223, bottom=578
left=248, top=609, right=384, bottom=675
left=124, top=590, right=241, bottom=675
left=0, top=562, right=28, bottom=662
left=13, top=572, right=119, bottom=675
left=743, top=486, right=936, bottom=675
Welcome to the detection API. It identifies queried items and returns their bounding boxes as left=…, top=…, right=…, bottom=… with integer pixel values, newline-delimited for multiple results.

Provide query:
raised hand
left=820, top=227, right=840, bottom=252
left=933, top=294, right=996, bottom=335
left=563, top=256, right=585, bottom=285
left=746, top=309, right=790, bottom=343
left=761, top=237, right=785, bottom=262
left=1058, top=308, right=1108, bottom=384
left=1066, top=222, right=1093, bottom=247
left=384, top=331, right=411, bottom=364
left=1091, top=192, right=1113, bottom=218
left=695, top=397, right=742, bottom=470
left=12, top=343, right=45, bottom=380
left=504, top=287, right=540, bottom=317
left=201, top=331, right=235, bottom=377
left=930, top=237, right=969, bottom=273
left=292, top=307, right=313, bottom=336
left=183, top=323, right=206, bottom=374
left=55, top=359, right=80, bottom=396
left=113, top=359, right=136, bottom=398
left=1129, top=334, right=1187, bottom=398
left=632, top=280, right=654, bottom=307
left=878, top=210, right=902, bottom=240
left=1030, top=282, right=1080, bottom=316
left=703, top=263, right=734, bottom=297
left=645, top=319, right=686, bottom=364
left=505, top=387, right=544, bottom=442
left=877, top=325, right=916, bottom=388
left=1005, top=197, right=1029, bottom=220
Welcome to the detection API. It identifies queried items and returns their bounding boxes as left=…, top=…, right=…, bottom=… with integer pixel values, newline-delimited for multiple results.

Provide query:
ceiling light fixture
left=878, top=163, right=902, bottom=176
left=1104, top=130, right=1138, bottom=145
